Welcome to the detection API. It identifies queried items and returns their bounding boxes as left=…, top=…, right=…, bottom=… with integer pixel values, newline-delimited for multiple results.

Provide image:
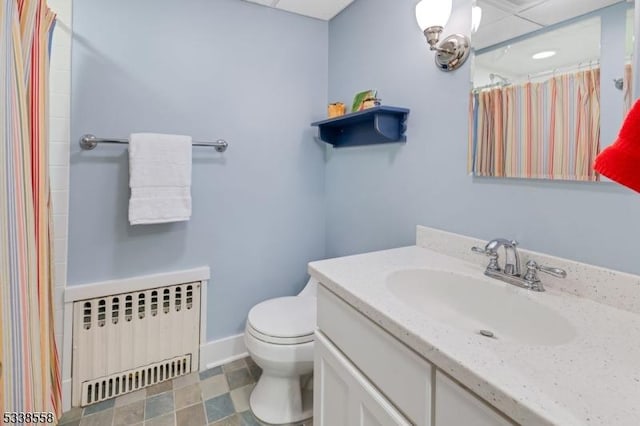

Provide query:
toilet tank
left=298, top=277, right=318, bottom=298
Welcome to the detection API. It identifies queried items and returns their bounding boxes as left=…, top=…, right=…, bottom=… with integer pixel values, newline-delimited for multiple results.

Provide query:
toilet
left=244, top=278, right=317, bottom=425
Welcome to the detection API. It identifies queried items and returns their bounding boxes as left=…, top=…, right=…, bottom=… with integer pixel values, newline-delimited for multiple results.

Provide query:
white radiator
left=72, top=282, right=201, bottom=406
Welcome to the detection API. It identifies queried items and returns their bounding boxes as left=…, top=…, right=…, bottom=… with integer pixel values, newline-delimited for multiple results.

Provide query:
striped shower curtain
left=1, top=0, right=61, bottom=421
left=469, top=68, right=601, bottom=181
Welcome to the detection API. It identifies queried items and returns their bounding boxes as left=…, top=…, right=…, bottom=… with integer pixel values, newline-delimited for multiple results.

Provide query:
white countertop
left=308, top=246, right=640, bottom=426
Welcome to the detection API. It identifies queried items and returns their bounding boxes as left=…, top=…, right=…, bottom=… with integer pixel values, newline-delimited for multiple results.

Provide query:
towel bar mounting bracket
left=80, top=134, right=99, bottom=150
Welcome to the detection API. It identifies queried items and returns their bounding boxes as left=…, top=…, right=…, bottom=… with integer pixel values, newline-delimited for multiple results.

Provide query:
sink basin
left=386, top=269, right=575, bottom=346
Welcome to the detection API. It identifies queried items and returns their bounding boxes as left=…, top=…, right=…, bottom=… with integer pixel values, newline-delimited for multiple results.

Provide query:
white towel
left=128, top=133, right=192, bottom=225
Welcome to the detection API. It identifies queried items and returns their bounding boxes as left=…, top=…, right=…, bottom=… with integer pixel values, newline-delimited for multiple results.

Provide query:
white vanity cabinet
left=315, top=285, right=516, bottom=426
left=435, top=371, right=514, bottom=426
left=315, top=332, right=412, bottom=425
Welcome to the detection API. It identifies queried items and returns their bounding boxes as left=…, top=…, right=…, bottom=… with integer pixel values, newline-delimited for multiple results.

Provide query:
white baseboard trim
left=199, top=334, right=248, bottom=371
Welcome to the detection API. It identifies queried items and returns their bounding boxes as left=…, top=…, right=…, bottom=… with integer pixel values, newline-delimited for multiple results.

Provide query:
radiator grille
left=82, top=355, right=192, bottom=405
left=72, top=282, right=201, bottom=407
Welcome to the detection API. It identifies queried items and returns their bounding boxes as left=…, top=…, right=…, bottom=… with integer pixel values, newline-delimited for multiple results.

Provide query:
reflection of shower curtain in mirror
left=624, top=64, right=633, bottom=116
left=469, top=68, right=600, bottom=181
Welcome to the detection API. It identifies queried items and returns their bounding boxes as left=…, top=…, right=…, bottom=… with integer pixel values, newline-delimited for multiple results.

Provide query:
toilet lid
left=247, top=297, right=316, bottom=340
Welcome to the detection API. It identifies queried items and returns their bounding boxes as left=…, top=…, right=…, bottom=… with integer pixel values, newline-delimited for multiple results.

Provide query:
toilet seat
left=247, top=297, right=315, bottom=345
left=247, top=324, right=313, bottom=345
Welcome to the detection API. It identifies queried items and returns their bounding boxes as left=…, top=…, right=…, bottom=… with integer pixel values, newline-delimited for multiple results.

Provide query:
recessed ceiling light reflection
left=532, top=51, right=557, bottom=60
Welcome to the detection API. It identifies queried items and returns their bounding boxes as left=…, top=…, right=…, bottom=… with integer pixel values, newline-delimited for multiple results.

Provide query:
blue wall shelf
left=311, top=106, right=410, bottom=147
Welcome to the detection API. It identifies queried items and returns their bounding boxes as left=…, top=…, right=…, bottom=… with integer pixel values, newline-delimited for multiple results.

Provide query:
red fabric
left=594, top=99, right=640, bottom=193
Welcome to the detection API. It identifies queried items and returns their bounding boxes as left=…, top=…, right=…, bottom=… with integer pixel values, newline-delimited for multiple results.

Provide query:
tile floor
left=58, top=357, right=312, bottom=426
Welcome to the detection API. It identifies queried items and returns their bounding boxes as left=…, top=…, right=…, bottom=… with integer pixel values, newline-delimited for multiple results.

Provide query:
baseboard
left=199, top=333, right=248, bottom=371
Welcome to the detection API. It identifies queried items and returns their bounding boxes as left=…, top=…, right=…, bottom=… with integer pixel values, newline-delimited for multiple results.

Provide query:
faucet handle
left=524, top=260, right=567, bottom=291
left=526, top=260, right=567, bottom=279
left=471, top=246, right=500, bottom=271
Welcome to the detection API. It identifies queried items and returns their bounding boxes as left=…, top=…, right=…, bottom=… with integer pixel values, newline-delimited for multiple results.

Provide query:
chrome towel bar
left=79, top=134, right=229, bottom=153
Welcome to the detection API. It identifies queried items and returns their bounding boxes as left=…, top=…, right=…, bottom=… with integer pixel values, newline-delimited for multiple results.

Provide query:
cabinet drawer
left=318, top=285, right=433, bottom=425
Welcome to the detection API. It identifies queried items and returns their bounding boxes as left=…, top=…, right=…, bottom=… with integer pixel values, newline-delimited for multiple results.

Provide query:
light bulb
left=415, top=0, right=453, bottom=31
left=472, top=6, right=482, bottom=33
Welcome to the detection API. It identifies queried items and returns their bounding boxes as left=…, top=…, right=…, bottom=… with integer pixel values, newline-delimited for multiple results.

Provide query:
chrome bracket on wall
left=613, top=78, right=624, bottom=91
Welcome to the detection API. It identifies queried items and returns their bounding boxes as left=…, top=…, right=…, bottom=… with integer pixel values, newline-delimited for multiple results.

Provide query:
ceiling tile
left=519, top=0, right=622, bottom=26
left=243, top=0, right=277, bottom=6
left=476, top=0, right=513, bottom=26
left=241, top=0, right=353, bottom=20
left=473, top=15, right=543, bottom=50
left=274, top=0, right=354, bottom=20
left=475, top=21, right=601, bottom=78
left=480, top=0, right=548, bottom=14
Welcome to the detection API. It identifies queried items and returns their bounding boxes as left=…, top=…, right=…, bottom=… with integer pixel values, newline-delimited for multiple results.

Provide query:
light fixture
left=472, top=6, right=482, bottom=33
left=532, top=50, right=557, bottom=60
left=415, top=0, right=471, bottom=71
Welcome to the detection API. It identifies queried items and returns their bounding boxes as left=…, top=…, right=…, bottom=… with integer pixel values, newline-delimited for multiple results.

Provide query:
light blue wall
left=69, top=0, right=328, bottom=340
left=326, top=0, right=640, bottom=275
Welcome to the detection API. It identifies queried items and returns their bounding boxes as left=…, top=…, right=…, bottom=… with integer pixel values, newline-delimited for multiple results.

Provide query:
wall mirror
left=469, top=0, right=634, bottom=181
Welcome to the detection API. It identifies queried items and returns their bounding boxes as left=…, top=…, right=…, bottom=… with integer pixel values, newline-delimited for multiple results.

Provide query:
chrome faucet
left=472, top=238, right=566, bottom=292
left=484, top=239, right=520, bottom=276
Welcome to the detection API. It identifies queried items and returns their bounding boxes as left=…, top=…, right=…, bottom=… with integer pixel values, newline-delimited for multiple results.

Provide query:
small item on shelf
left=351, top=89, right=378, bottom=112
left=328, top=102, right=346, bottom=118
left=361, top=97, right=382, bottom=110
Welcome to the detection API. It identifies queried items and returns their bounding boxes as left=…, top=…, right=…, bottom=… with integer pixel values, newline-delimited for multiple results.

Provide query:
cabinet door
left=435, top=371, right=515, bottom=426
left=318, top=285, right=432, bottom=424
left=314, top=331, right=412, bottom=426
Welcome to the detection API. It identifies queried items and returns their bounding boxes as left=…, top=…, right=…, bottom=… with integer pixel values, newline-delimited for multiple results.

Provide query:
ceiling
left=242, top=0, right=354, bottom=20
left=240, top=0, right=628, bottom=32
left=474, top=0, right=626, bottom=50
left=474, top=7, right=633, bottom=86
left=474, top=17, right=601, bottom=83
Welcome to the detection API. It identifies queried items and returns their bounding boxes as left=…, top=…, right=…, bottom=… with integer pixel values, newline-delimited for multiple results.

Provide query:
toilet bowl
left=244, top=278, right=317, bottom=425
